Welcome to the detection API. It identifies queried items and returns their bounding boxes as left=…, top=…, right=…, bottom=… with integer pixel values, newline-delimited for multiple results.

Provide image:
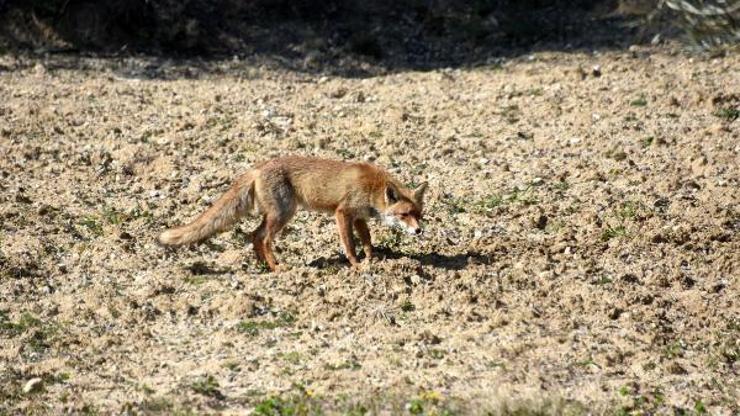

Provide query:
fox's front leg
left=353, top=219, right=372, bottom=262
left=335, top=207, right=359, bottom=266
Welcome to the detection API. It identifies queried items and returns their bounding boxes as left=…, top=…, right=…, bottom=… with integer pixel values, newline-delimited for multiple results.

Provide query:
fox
left=158, top=156, right=428, bottom=271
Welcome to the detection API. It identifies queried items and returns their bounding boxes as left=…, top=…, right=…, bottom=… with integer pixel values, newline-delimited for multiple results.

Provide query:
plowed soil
left=1, top=46, right=738, bottom=414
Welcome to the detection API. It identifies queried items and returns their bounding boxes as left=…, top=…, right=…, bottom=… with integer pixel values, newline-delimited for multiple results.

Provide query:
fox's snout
left=407, top=221, right=423, bottom=236
left=385, top=214, right=423, bottom=236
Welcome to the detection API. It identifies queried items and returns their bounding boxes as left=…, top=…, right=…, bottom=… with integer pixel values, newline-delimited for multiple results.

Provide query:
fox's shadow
left=307, top=247, right=492, bottom=271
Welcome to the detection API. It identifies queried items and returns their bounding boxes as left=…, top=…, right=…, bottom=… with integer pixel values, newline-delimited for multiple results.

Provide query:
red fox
left=158, top=156, right=428, bottom=271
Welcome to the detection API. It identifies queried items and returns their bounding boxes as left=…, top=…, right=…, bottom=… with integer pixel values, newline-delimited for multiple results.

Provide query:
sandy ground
left=0, top=46, right=738, bottom=414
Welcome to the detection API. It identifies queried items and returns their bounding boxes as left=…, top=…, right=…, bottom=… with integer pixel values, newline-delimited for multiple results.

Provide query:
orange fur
left=159, top=156, right=427, bottom=271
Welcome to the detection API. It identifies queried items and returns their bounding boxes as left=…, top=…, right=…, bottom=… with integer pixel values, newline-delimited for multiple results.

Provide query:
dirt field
left=0, top=45, right=738, bottom=414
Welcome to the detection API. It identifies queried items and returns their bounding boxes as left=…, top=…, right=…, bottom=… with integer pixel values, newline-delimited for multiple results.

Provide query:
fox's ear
left=385, top=184, right=399, bottom=204
left=414, top=182, right=428, bottom=202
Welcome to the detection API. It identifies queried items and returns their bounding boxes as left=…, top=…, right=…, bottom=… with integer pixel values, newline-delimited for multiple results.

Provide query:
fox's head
left=381, top=182, right=428, bottom=235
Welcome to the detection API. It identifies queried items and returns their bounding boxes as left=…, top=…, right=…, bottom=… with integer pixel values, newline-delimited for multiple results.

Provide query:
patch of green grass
left=190, top=375, right=223, bottom=399
left=553, top=180, right=569, bottom=192
left=368, top=130, right=383, bottom=139
left=623, top=112, right=638, bottom=122
left=616, top=387, right=675, bottom=416
left=663, top=341, right=685, bottom=359
left=601, top=225, right=627, bottom=241
left=428, top=349, right=445, bottom=360
left=713, top=107, right=739, bottom=122
left=237, top=312, right=296, bottom=336
left=256, top=260, right=272, bottom=273
left=183, top=275, right=208, bottom=285
left=507, top=186, right=539, bottom=206
left=641, top=136, right=654, bottom=148
left=475, top=194, right=504, bottom=212
left=129, top=203, right=155, bottom=224
left=615, top=201, right=640, bottom=221
left=694, top=400, right=707, bottom=415
left=0, top=310, right=39, bottom=335
left=444, top=197, right=468, bottom=214
left=408, top=398, right=424, bottom=414
left=544, top=220, right=564, bottom=234
left=400, top=300, right=416, bottom=312
left=404, top=391, right=458, bottom=415
left=593, top=276, right=613, bottom=286
left=253, top=392, right=322, bottom=416
left=78, top=215, right=104, bottom=237
left=325, top=359, right=362, bottom=371
left=224, top=361, right=241, bottom=372
left=600, top=200, right=648, bottom=242
left=630, top=95, right=648, bottom=107
left=378, top=228, right=407, bottom=252
left=138, top=383, right=155, bottom=395
left=577, top=358, right=601, bottom=369
left=53, top=372, right=71, bottom=383
left=474, top=186, right=540, bottom=214
left=257, top=385, right=591, bottom=416
left=1, top=311, right=60, bottom=354
left=102, top=207, right=126, bottom=225
left=281, top=351, right=302, bottom=365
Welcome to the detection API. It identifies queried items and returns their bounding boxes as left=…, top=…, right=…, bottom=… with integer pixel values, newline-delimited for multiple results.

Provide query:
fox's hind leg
left=253, top=178, right=297, bottom=271
left=261, top=209, right=295, bottom=271
left=252, top=216, right=268, bottom=265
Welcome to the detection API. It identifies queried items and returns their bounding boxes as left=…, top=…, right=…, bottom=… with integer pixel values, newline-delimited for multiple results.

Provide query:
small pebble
left=23, top=378, right=43, bottom=394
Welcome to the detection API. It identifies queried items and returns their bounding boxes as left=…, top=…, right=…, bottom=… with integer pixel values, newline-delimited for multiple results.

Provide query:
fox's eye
left=399, top=213, right=408, bottom=218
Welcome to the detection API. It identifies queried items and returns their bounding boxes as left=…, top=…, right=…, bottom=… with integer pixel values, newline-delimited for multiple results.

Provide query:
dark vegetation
left=0, top=1, right=627, bottom=54
left=0, top=0, right=740, bottom=75
left=0, top=1, right=735, bottom=73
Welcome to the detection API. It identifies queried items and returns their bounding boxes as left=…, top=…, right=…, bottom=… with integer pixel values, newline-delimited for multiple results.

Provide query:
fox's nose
left=415, top=228, right=422, bottom=235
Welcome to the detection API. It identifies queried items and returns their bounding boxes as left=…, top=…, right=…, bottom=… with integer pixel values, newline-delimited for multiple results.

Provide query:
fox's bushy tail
left=158, top=171, right=257, bottom=246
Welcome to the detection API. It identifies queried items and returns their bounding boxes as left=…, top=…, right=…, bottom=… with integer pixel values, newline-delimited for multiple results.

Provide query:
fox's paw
left=352, top=260, right=372, bottom=271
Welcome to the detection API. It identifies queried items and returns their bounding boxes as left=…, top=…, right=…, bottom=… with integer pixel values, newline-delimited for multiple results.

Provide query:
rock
left=666, top=362, right=688, bottom=375
left=534, top=214, right=548, bottom=230
left=419, top=330, right=442, bottom=345
left=23, top=378, right=43, bottom=394
left=611, top=150, right=627, bottom=161
left=621, top=273, right=640, bottom=284
left=608, top=307, right=623, bottom=320
left=329, top=88, right=347, bottom=99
